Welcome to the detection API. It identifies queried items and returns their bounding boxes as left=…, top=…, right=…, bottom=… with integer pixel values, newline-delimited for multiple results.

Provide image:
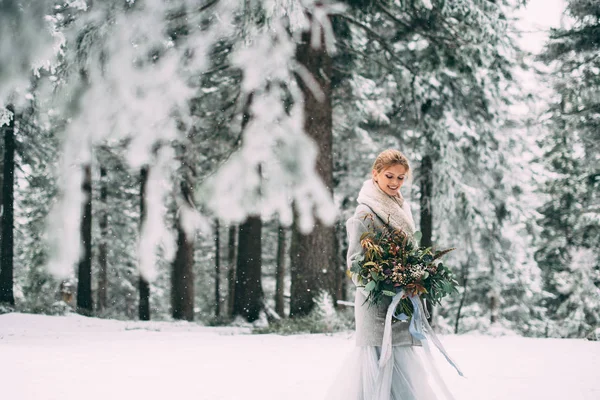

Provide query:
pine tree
left=97, top=147, right=144, bottom=319
left=11, top=91, right=62, bottom=314
left=0, top=1, right=55, bottom=101
left=332, top=0, right=544, bottom=333
left=536, top=0, right=600, bottom=337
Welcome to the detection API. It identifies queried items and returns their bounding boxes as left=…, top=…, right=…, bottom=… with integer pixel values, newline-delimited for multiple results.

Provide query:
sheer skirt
left=325, top=345, right=455, bottom=400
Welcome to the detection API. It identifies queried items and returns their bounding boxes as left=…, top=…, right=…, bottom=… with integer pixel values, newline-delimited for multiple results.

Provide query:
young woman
left=330, top=149, right=458, bottom=400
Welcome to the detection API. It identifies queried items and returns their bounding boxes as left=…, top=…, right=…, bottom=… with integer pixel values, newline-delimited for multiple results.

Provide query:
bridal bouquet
left=349, top=215, right=459, bottom=319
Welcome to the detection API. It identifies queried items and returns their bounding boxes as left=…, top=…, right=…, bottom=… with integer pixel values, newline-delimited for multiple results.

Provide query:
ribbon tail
left=420, top=339, right=459, bottom=400
left=414, top=296, right=465, bottom=377
left=422, top=298, right=431, bottom=320
left=378, top=291, right=404, bottom=369
left=408, top=296, right=427, bottom=341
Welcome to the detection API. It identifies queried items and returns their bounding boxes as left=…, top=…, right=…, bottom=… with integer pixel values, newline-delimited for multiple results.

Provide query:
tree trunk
left=290, top=219, right=337, bottom=316
left=490, top=292, right=499, bottom=324
left=336, top=221, right=348, bottom=303
left=0, top=114, right=3, bottom=280
left=289, top=16, right=336, bottom=317
left=171, top=181, right=195, bottom=321
left=138, top=277, right=150, bottom=321
left=139, top=166, right=150, bottom=321
left=420, top=156, right=433, bottom=248
left=97, top=165, right=108, bottom=312
left=214, top=219, right=221, bottom=317
left=77, top=164, right=93, bottom=315
left=227, top=225, right=237, bottom=318
left=454, top=261, right=469, bottom=334
left=0, top=104, right=15, bottom=307
left=233, top=216, right=262, bottom=322
left=420, top=154, right=434, bottom=322
left=489, top=251, right=499, bottom=324
left=275, top=224, right=286, bottom=317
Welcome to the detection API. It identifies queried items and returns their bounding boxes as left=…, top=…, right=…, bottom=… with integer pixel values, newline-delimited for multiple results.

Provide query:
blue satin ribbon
left=380, top=291, right=464, bottom=377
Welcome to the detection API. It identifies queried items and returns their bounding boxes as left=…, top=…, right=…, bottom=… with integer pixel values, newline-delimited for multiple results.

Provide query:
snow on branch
left=35, top=0, right=341, bottom=280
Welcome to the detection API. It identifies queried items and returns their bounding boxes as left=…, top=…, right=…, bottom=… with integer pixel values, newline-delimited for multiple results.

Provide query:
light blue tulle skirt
left=325, top=345, right=456, bottom=400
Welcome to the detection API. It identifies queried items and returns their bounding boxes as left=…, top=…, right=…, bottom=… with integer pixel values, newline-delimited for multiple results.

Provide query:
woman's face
left=372, top=164, right=407, bottom=196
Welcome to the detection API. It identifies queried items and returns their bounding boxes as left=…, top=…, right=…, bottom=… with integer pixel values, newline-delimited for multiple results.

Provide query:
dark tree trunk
left=290, top=20, right=336, bottom=317
left=77, top=164, right=93, bottom=315
left=0, top=117, right=3, bottom=266
left=420, top=156, right=433, bottom=248
left=171, top=223, right=195, bottom=320
left=171, top=181, right=195, bottom=321
left=233, top=216, right=262, bottom=322
left=275, top=224, right=286, bottom=317
left=138, top=277, right=150, bottom=321
left=454, top=261, right=469, bottom=334
left=0, top=104, right=15, bottom=307
left=139, top=166, right=150, bottom=321
left=490, top=294, right=499, bottom=324
left=420, top=155, right=434, bottom=322
left=227, top=225, right=237, bottom=318
left=214, top=219, right=221, bottom=317
left=336, top=221, right=348, bottom=302
left=489, top=252, right=499, bottom=324
left=290, top=220, right=337, bottom=316
left=230, top=91, right=264, bottom=322
left=97, top=165, right=108, bottom=312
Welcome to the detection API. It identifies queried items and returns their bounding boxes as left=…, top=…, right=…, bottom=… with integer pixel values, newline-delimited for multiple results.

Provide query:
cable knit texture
left=347, top=179, right=420, bottom=347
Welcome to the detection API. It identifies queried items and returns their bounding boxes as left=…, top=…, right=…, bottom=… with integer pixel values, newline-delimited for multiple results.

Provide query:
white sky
left=516, top=0, right=566, bottom=53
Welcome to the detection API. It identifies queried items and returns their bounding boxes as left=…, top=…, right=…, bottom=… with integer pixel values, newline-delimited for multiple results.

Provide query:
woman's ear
left=371, top=169, right=378, bottom=182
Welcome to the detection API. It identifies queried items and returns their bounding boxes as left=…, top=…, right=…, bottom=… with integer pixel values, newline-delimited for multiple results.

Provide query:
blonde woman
left=330, top=149, right=458, bottom=400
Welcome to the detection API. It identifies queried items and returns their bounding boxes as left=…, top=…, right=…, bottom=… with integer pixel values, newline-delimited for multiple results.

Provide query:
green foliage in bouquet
left=349, top=214, right=459, bottom=318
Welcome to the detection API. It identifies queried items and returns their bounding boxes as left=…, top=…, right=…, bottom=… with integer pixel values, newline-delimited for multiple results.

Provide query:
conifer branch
left=335, top=14, right=417, bottom=75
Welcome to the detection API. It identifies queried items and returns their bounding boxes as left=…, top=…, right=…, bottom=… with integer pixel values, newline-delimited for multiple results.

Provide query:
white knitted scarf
left=356, top=179, right=416, bottom=237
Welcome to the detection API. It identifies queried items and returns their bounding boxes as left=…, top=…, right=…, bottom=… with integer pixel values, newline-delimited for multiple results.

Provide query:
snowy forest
left=0, top=0, right=598, bottom=341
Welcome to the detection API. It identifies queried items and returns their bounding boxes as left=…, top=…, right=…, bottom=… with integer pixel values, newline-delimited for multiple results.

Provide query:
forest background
left=0, top=0, right=598, bottom=339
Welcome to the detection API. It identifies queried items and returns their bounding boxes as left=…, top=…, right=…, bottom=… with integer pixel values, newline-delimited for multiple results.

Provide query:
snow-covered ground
left=1, top=313, right=598, bottom=400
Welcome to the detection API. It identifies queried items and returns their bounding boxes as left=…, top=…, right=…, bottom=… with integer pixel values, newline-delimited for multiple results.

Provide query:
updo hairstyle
left=371, top=149, right=411, bottom=179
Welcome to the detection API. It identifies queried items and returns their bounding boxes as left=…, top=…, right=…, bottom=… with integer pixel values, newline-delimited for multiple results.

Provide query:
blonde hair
left=372, top=149, right=411, bottom=178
